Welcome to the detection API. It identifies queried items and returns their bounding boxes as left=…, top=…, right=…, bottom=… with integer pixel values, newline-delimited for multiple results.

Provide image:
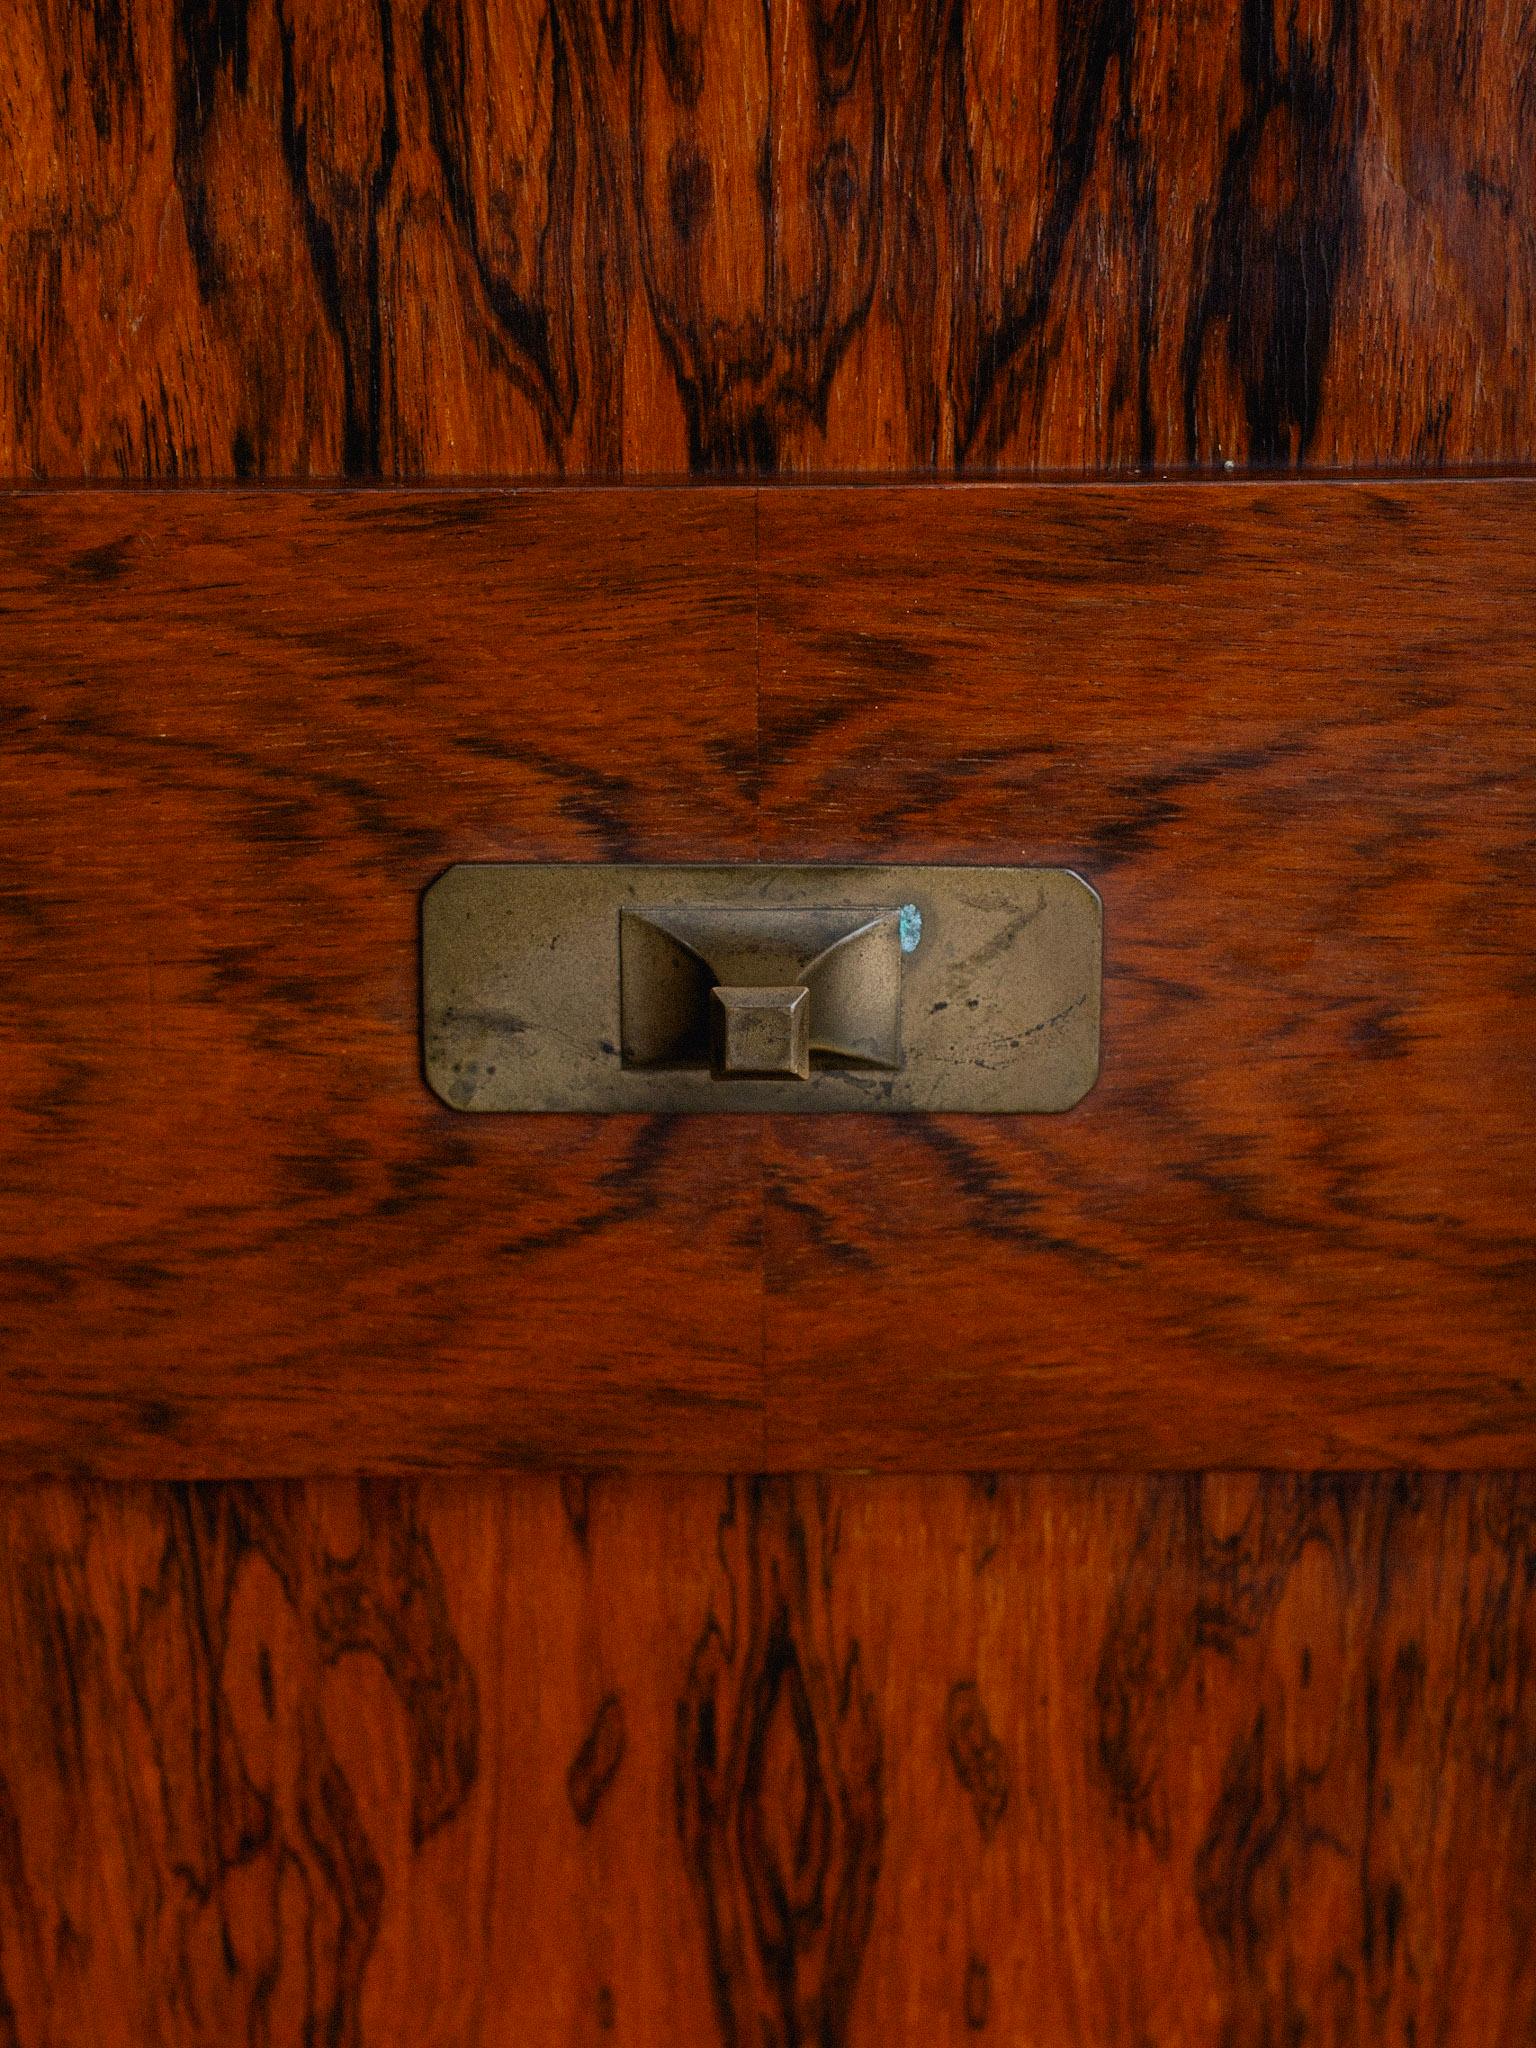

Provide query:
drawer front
left=2, top=481, right=1532, bottom=1473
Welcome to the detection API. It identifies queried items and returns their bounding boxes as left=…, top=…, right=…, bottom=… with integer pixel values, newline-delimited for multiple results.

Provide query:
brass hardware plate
left=422, top=866, right=1101, bottom=1113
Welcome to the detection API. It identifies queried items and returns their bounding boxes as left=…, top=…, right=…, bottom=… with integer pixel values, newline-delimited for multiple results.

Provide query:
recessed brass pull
left=422, top=865, right=1101, bottom=1114
left=620, top=904, right=904, bottom=1078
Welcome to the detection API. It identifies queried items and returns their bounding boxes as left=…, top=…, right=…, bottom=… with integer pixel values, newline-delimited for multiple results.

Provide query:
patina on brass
left=422, top=865, right=1102, bottom=1113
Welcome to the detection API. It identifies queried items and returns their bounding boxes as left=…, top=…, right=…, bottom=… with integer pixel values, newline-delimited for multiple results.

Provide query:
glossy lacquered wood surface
left=1, top=0, right=1532, bottom=477
left=0, top=488, right=764, bottom=1471
left=756, top=482, right=1536, bottom=1464
left=2, top=1472, right=1533, bottom=2048
left=1, top=480, right=1532, bottom=1473
left=5, top=2, right=1536, bottom=2038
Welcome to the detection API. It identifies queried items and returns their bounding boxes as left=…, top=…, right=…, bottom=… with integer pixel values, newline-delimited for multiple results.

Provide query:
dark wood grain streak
left=945, top=1681, right=1009, bottom=1840
left=567, top=1690, right=626, bottom=1826
left=2, top=481, right=1531, bottom=1472
left=677, top=1478, right=883, bottom=2047
left=2, top=0, right=1533, bottom=478
left=1, top=1473, right=1533, bottom=2045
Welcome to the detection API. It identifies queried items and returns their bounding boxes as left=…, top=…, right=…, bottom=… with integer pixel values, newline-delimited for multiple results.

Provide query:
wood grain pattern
left=6, top=2, right=1536, bottom=2036
left=2, top=0, right=1534, bottom=478
left=756, top=480, right=1536, bottom=1465
left=0, top=487, right=766, bottom=1471
left=2, top=481, right=1532, bottom=1472
left=1, top=1471, right=1534, bottom=2046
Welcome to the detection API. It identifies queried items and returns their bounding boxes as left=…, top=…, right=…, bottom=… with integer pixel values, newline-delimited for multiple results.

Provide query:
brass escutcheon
left=422, top=865, right=1102, bottom=1114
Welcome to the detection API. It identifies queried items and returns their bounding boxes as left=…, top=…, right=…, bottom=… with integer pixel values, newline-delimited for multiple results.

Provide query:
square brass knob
left=710, top=985, right=811, bottom=1079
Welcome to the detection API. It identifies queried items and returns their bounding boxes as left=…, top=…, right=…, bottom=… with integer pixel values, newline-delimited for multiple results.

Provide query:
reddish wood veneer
left=1, top=482, right=1531, bottom=1473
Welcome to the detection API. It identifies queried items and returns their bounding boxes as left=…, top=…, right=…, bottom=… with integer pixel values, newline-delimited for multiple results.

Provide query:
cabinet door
left=0, top=6, right=1532, bottom=2046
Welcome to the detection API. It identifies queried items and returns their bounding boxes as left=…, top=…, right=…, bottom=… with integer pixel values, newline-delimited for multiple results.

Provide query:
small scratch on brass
left=1021, top=991, right=1089, bottom=1038
left=965, top=889, right=1049, bottom=970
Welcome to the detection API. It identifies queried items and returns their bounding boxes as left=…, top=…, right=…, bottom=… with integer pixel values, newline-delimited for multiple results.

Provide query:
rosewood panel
left=757, top=481, right=1536, bottom=1464
left=0, top=1472, right=1532, bottom=2048
left=0, top=488, right=764, bottom=1472
left=2, top=0, right=1532, bottom=478
left=2, top=481, right=1532, bottom=1473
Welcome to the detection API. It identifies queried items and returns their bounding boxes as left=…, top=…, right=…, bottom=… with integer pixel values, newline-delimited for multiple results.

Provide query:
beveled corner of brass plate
left=421, top=865, right=1101, bottom=1114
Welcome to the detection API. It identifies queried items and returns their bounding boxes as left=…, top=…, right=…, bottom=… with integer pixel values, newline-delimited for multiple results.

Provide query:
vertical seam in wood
left=753, top=486, right=770, bottom=1461
left=752, top=486, right=762, bottom=864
